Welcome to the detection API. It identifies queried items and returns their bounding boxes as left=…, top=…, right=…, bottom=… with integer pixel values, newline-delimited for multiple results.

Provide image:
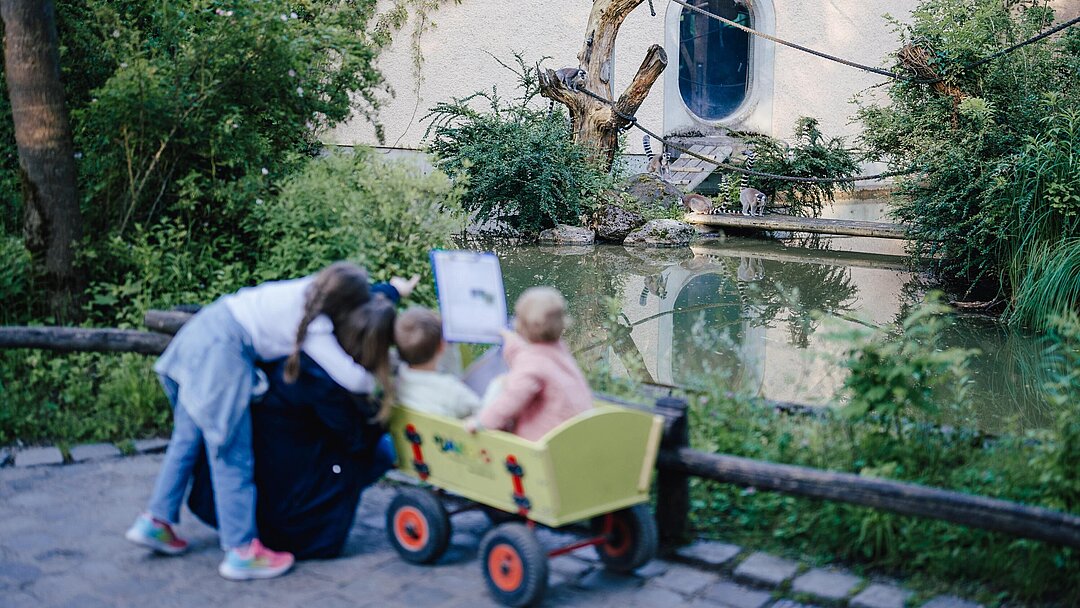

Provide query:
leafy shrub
left=0, top=236, right=31, bottom=324
left=686, top=302, right=1080, bottom=603
left=857, top=0, right=1080, bottom=321
left=746, top=117, right=860, bottom=217
left=424, top=55, right=615, bottom=234
left=834, top=293, right=978, bottom=428
left=256, top=150, right=464, bottom=307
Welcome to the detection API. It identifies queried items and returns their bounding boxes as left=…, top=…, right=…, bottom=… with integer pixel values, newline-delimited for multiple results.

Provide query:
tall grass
left=1009, top=239, right=1080, bottom=328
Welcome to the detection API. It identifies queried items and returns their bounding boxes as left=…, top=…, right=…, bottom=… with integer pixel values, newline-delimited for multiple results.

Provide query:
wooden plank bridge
left=685, top=212, right=909, bottom=240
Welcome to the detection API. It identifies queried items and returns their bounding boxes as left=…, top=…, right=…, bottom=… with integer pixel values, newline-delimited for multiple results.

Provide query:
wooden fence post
left=654, top=396, right=689, bottom=548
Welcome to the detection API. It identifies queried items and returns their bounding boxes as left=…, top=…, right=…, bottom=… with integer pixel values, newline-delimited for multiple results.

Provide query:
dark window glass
left=679, top=0, right=751, bottom=120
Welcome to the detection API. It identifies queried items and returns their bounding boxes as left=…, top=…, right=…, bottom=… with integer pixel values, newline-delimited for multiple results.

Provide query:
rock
left=14, top=447, right=64, bottom=467
left=69, top=443, right=122, bottom=463
left=466, top=217, right=521, bottom=239
left=621, top=173, right=683, bottom=210
left=592, top=204, right=646, bottom=242
left=623, top=219, right=696, bottom=248
left=538, top=224, right=595, bottom=245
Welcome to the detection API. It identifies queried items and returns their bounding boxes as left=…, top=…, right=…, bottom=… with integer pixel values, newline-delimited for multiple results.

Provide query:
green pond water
left=485, top=201, right=1057, bottom=434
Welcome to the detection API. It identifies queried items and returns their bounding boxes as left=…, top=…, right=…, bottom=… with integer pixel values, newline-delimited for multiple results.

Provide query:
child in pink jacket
left=469, top=287, right=592, bottom=441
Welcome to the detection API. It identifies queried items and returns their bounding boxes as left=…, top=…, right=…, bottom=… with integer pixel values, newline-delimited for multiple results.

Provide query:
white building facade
left=329, top=0, right=1078, bottom=155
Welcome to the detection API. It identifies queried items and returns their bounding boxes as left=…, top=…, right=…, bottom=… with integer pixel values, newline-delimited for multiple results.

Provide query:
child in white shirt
left=394, top=308, right=482, bottom=418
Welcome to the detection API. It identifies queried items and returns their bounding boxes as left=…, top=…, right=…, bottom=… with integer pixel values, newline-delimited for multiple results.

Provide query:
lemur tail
left=742, top=149, right=755, bottom=189
left=643, top=134, right=655, bottom=160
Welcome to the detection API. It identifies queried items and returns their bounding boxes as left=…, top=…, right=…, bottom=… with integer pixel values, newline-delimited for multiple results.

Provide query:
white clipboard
left=430, top=250, right=508, bottom=344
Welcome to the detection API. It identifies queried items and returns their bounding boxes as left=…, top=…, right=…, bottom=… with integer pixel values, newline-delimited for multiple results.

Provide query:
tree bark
left=539, top=0, right=667, bottom=169
left=1, top=0, right=82, bottom=321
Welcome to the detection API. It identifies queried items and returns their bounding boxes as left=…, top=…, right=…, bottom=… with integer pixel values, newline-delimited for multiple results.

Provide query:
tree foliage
left=857, top=0, right=1080, bottom=323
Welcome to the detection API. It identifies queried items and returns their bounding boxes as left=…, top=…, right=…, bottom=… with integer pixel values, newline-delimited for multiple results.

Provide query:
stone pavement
left=0, top=453, right=987, bottom=608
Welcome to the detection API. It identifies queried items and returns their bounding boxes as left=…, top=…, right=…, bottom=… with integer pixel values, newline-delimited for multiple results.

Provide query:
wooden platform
left=685, top=213, right=909, bottom=240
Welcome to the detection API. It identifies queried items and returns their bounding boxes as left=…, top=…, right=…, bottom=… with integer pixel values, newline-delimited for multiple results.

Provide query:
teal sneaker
left=218, top=539, right=294, bottom=581
left=125, top=513, right=189, bottom=555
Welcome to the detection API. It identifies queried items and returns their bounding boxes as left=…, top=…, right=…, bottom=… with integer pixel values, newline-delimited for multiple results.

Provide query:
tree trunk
left=539, top=0, right=667, bottom=170
left=1, top=0, right=82, bottom=321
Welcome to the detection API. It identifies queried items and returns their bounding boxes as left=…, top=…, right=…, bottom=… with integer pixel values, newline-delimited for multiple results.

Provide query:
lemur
left=643, top=134, right=672, bottom=181
left=548, top=67, right=587, bottom=116
left=739, top=149, right=767, bottom=216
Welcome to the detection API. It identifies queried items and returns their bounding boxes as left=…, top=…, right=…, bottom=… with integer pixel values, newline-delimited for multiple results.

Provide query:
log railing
left=2, top=315, right=1079, bottom=550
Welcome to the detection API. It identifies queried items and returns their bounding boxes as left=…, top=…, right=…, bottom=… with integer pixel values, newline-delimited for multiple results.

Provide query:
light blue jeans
left=148, top=376, right=257, bottom=550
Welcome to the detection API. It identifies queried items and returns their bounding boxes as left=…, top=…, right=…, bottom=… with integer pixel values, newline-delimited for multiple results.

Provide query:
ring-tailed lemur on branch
left=643, top=134, right=671, bottom=181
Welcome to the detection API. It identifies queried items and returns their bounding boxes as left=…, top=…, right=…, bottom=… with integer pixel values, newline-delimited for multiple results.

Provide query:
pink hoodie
left=477, top=332, right=592, bottom=441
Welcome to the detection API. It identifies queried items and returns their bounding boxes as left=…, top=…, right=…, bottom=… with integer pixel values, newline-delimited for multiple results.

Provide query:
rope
left=670, top=0, right=1080, bottom=85
left=577, top=86, right=919, bottom=183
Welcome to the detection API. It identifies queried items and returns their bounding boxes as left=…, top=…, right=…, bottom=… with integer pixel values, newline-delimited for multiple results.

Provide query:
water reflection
left=493, top=236, right=1052, bottom=434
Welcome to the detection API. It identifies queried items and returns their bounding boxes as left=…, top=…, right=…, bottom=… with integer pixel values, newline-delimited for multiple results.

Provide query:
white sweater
left=222, top=276, right=375, bottom=394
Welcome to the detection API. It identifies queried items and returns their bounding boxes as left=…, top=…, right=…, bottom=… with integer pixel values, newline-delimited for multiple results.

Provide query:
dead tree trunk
left=538, top=0, right=667, bottom=170
left=1, top=0, right=83, bottom=321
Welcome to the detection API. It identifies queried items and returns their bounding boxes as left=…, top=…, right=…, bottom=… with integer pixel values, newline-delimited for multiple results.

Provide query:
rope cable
left=669, top=0, right=1080, bottom=84
left=577, top=85, right=919, bottom=183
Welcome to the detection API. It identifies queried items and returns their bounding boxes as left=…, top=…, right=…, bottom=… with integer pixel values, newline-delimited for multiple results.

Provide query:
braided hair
left=283, top=262, right=371, bottom=383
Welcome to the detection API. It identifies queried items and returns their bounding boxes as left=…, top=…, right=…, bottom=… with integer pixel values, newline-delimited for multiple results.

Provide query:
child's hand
left=464, top=417, right=483, bottom=434
left=389, top=275, right=421, bottom=299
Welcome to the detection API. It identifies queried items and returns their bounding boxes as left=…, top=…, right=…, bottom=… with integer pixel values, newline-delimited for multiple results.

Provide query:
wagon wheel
left=479, top=523, right=548, bottom=607
left=385, top=487, right=451, bottom=564
left=591, top=504, right=658, bottom=572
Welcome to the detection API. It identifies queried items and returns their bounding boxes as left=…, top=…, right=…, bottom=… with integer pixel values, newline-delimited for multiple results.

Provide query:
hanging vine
left=374, top=0, right=462, bottom=95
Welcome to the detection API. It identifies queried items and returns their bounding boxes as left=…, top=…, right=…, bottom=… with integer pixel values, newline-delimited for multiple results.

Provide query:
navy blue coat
left=187, top=353, right=390, bottom=559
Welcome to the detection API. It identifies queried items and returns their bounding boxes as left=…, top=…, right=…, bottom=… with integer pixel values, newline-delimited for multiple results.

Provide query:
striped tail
left=643, top=134, right=655, bottom=160
left=742, top=150, right=754, bottom=189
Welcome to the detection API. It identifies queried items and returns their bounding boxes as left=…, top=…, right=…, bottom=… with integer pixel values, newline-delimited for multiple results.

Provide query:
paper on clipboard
left=430, top=250, right=507, bottom=344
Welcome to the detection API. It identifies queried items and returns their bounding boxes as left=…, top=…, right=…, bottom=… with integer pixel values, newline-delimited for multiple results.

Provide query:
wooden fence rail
left=2, top=317, right=1079, bottom=550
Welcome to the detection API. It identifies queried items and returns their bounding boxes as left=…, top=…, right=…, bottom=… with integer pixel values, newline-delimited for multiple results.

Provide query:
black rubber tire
left=591, top=504, right=659, bottom=572
left=478, top=523, right=549, bottom=607
left=482, top=506, right=522, bottom=526
left=385, top=487, right=451, bottom=564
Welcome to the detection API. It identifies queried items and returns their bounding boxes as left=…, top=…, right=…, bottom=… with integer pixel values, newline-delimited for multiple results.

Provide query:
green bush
left=686, top=304, right=1080, bottom=604
left=0, top=351, right=167, bottom=445
left=746, top=117, right=860, bottom=217
left=256, top=150, right=464, bottom=307
left=424, top=55, right=615, bottom=234
left=856, top=0, right=1080, bottom=323
left=0, top=236, right=31, bottom=324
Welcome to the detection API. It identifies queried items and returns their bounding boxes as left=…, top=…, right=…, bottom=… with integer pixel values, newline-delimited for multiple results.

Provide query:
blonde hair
left=394, top=307, right=443, bottom=366
left=336, top=296, right=397, bottom=422
left=285, top=262, right=371, bottom=383
left=514, top=286, right=567, bottom=343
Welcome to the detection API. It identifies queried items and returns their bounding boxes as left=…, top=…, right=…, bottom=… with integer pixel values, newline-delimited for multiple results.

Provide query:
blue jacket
left=187, top=352, right=392, bottom=559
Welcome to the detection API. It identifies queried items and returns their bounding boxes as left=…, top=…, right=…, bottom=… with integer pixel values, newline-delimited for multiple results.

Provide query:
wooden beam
left=658, top=448, right=1080, bottom=549
left=143, top=310, right=193, bottom=335
left=686, top=213, right=909, bottom=239
left=0, top=326, right=170, bottom=355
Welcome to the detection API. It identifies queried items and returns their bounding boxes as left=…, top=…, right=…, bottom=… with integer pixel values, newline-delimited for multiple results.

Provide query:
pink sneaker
left=125, top=513, right=189, bottom=555
left=218, top=539, right=294, bottom=581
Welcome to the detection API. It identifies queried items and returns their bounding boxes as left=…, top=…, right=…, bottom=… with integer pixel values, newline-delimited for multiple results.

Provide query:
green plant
left=857, top=0, right=1080, bottom=322
left=747, top=117, right=860, bottom=217
left=834, top=293, right=978, bottom=430
left=0, top=236, right=31, bottom=324
left=255, top=150, right=464, bottom=307
left=424, top=54, right=615, bottom=234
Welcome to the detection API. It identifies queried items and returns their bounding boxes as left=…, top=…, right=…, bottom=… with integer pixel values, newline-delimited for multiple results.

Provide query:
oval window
left=678, top=0, right=752, bottom=120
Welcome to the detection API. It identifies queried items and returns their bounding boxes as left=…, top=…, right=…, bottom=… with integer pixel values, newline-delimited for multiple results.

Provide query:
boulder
left=538, top=224, right=595, bottom=245
left=592, top=204, right=646, bottom=242
left=623, top=219, right=696, bottom=248
left=621, top=173, right=683, bottom=211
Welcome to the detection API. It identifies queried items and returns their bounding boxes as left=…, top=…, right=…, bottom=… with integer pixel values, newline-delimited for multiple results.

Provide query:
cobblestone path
left=1, top=453, right=984, bottom=608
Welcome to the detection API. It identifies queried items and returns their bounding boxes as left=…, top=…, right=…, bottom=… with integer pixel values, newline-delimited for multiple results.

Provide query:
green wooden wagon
left=385, top=401, right=664, bottom=607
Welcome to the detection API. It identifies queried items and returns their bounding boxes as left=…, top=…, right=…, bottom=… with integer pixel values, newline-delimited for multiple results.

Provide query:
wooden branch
left=143, top=310, right=193, bottom=336
left=538, top=67, right=585, bottom=109
left=613, top=44, right=668, bottom=129
left=0, top=327, right=171, bottom=355
left=659, top=448, right=1080, bottom=549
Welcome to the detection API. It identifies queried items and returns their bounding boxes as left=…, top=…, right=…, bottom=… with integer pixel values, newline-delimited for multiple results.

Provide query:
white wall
left=327, top=0, right=920, bottom=154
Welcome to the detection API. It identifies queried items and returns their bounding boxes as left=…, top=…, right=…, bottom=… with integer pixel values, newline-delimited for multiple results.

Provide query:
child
left=394, top=307, right=482, bottom=419
left=470, top=287, right=592, bottom=441
left=125, top=262, right=413, bottom=580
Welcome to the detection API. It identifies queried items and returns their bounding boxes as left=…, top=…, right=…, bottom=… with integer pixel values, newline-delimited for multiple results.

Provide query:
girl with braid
left=126, top=262, right=417, bottom=580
